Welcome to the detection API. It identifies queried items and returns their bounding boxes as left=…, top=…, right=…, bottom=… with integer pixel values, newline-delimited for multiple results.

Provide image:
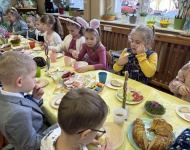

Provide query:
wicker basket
left=102, top=16, right=116, bottom=21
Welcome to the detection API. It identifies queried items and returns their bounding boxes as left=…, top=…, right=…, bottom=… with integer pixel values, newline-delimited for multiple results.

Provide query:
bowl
left=102, top=16, right=116, bottom=21
left=144, top=101, right=166, bottom=118
left=160, top=21, right=170, bottom=28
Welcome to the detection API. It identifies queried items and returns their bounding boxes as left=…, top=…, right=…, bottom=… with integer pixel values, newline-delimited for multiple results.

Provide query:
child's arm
left=169, top=67, right=189, bottom=95
left=76, top=44, right=87, bottom=61
left=13, top=21, right=28, bottom=36
left=6, top=110, right=43, bottom=150
left=93, top=47, right=107, bottom=70
left=136, top=52, right=158, bottom=77
left=113, top=49, right=128, bottom=72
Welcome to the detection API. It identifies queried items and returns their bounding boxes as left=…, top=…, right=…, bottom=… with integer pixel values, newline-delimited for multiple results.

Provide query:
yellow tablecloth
left=37, top=53, right=190, bottom=150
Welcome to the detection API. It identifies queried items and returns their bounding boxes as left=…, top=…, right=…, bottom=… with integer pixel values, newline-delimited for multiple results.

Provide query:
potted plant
left=129, top=9, right=137, bottom=24
left=139, top=12, right=147, bottom=24
left=174, top=0, right=190, bottom=30
left=102, top=13, right=116, bottom=21
left=121, top=11, right=129, bottom=23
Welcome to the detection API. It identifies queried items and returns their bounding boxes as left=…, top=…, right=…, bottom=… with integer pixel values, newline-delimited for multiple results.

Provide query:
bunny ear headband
left=58, top=17, right=82, bottom=27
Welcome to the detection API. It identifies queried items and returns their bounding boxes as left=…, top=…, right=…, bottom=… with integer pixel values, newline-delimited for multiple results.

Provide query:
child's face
left=26, top=17, right=35, bottom=28
left=36, top=20, right=43, bottom=31
left=130, top=32, right=147, bottom=54
left=41, top=22, right=52, bottom=32
left=85, top=32, right=98, bottom=48
left=19, top=70, right=36, bottom=93
left=67, top=25, right=80, bottom=37
left=7, top=12, right=16, bottom=23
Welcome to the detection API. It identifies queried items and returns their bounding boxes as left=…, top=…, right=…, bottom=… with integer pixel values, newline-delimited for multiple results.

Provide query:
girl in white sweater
left=52, top=17, right=86, bottom=59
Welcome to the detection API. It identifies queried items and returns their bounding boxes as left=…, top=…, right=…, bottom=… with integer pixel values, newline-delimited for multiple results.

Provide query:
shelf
left=16, top=8, right=37, bottom=11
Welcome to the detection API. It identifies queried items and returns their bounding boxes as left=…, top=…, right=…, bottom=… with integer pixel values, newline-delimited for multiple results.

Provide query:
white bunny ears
left=58, top=17, right=82, bottom=27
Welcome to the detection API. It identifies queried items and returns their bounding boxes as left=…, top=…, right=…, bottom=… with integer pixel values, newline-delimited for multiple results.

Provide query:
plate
left=176, top=105, right=190, bottom=122
left=50, top=94, right=66, bottom=109
left=87, top=122, right=124, bottom=150
left=56, top=53, right=63, bottom=58
left=115, top=89, right=143, bottom=104
left=36, top=78, right=49, bottom=88
left=105, top=79, right=123, bottom=90
left=33, top=47, right=43, bottom=51
left=72, top=61, right=88, bottom=68
left=128, top=118, right=175, bottom=150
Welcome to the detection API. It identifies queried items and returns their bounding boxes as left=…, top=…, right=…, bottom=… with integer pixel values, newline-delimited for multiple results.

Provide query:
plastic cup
left=64, top=56, right=71, bottom=67
left=74, top=62, right=79, bottom=70
left=50, top=53, right=57, bottom=63
left=35, top=66, right=41, bottom=78
left=29, top=41, right=35, bottom=49
left=113, top=107, right=127, bottom=125
left=98, top=72, right=107, bottom=84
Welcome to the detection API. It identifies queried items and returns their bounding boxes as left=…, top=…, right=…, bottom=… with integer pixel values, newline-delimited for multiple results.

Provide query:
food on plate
left=33, top=57, right=46, bottom=68
left=117, top=89, right=143, bottom=102
left=124, top=52, right=129, bottom=57
left=144, top=101, right=166, bottom=116
left=110, top=80, right=123, bottom=87
left=88, top=82, right=103, bottom=92
left=61, top=71, right=75, bottom=79
left=55, top=99, right=61, bottom=105
left=132, top=118, right=173, bottom=150
left=179, top=107, right=190, bottom=113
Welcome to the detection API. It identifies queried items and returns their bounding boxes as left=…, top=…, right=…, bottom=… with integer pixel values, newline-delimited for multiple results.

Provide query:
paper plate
left=72, top=61, right=88, bottom=68
left=105, top=79, right=123, bottom=90
left=176, top=105, right=190, bottom=122
left=87, top=122, right=124, bottom=150
left=36, top=78, right=49, bottom=88
left=50, top=94, right=66, bottom=109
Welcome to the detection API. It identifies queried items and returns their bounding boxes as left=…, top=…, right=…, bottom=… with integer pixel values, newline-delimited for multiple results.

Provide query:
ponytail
left=54, top=17, right=63, bottom=38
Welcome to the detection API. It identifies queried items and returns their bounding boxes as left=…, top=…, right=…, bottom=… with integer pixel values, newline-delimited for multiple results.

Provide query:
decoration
left=122, top=71, right=128, bottom=109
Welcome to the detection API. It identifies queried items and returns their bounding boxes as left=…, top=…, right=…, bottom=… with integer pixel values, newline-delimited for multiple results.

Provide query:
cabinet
left=16, top=8, right=37, bottom=14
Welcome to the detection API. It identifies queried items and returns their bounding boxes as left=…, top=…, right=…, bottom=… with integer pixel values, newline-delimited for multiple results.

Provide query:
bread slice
left=179, top=107, right=190, bottom=113
left=110, top=80, right=123, bottom=87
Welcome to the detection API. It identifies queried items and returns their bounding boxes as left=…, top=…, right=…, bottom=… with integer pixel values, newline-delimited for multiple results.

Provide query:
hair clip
left=58, top=17, right=81, bottom=27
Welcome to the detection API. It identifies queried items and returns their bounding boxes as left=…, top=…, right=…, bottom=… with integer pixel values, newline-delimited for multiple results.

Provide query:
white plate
left=175, top=127, right=189, bottom=138
left=105, top=79, right=123, bottom=90
left=72, top=61, right=88, bottom=68
left=176, top=105, right=190, bottom=122
left=50, top=94, right=66, bottom=109
left=115, top=92, right=143, bottom=105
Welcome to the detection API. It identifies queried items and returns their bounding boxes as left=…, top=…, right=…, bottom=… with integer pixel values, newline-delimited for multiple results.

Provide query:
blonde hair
left=0, top=52, right=36, bottom=85
left=26, top=15, right=36, bottom=26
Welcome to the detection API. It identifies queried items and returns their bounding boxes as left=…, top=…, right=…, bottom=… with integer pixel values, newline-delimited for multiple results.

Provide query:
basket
left=160, top=22, right=170, bottom=28
left=102, top=16, right=116, bottom=21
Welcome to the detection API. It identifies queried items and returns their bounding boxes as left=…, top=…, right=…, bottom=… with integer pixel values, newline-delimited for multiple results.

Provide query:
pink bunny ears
left=58, top=17, right=82, bottom=27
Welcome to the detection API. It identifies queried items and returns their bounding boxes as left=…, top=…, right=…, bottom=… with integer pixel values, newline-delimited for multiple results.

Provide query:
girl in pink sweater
left=169, top=62, right=190, bottom=102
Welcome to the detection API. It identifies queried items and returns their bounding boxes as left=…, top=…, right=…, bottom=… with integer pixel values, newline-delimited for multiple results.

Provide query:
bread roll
left=179, top=107, right=190, bottom=113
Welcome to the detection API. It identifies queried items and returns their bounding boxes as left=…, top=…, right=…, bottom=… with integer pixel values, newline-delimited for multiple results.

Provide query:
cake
left=144, top=101, right=165, bottom=116
left=132, top=118, right=173, bottom=150
left=33, top=57, right=46, bottom=68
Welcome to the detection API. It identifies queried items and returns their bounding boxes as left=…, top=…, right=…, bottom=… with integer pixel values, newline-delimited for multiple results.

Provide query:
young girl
left=52, top=17, right=85, bottom=59
left=6, top=8, right=28, bottom=37
left=113, top=24, right=158, bottom=84
left=76, top=19, right=108, bottom=73
left=26, top=14, right=39, bottom=40
left=0, top=11, right=7, bottom=28
left=169, top=62, right=190, bottom=102
left=35, top=17, right=45, bottom=42
left=41, top=88, right=112, bottom=150
left=40, top=15, right=63, bottom=48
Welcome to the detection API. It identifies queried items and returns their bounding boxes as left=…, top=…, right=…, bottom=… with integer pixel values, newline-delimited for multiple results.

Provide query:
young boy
left=41, top=88, right=112, bottom=150
left=0, top=52, right=53, bottom=150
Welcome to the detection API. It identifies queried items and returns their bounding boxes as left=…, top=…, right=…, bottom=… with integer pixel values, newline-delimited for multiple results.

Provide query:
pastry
left=110, top=80, right=123, bottom=87
left=124, top=52, right=129, bottom=57
left=179, top=107, right=190, bottom=113
left=33, top=57, right=46, bottom=68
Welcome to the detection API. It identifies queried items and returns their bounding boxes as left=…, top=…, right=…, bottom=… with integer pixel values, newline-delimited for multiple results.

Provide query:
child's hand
left=98, top=137, right=112, bottom=150
left=178, top=85, right=190, bottom=96
left=136, top=44, right=146, bottom=54
left=32, top=84, right=44, bottom=100
left=76, top=66, right=89, bottom=73
left=117, top=55, right=128, bottom=66
left=72, top=51, right=78, bottom=59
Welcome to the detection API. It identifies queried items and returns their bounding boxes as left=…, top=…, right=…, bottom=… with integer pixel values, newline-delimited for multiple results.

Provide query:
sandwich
left=110, top=80, right=123, bottom=87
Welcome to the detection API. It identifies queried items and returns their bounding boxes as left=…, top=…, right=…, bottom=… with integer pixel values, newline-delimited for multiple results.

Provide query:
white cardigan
left=44, top=31, right=62, bottom=47
left=55, top=34, right=85, bottom=53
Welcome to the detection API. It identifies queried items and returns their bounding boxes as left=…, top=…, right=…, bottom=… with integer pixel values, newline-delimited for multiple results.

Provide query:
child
left=169, top=62, right=190, bottom=102
left=76, top=19, right=108, bottom=73
left=0, top=11, right=7, bottom=28
left=35, top=17, right=45, bottom=42
left=26, top=14, right=39, bottom=40
left=113, top=24, right=158, bottom=84
left=52, top=17, right=85, bottom=59
left=0, top=52, right=56, bottom=150
left=41, top=88, right=112, bottom=150
left=41, top=14, right=63, bottom=47
left=6, top=8, right=28, bottom=37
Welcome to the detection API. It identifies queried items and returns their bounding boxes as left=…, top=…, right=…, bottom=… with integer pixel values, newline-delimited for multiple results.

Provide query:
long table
left=38, top=53, right=190, bottom=150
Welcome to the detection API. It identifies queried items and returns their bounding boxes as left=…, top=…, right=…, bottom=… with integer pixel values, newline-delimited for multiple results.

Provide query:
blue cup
left=98, top=72, right=107, bottom=84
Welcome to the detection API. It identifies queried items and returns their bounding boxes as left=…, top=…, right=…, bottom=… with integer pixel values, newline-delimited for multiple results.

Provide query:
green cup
left=35, top=66, right=41, bottom=78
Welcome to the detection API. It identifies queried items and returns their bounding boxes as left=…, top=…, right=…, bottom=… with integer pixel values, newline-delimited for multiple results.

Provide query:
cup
left=74, top=62, right=79, bottom=70
left=50, top=53, right=57, bottom=63
left=59, top=8, right=64, bottom=14
left=98, top=72, right=107, bottom=84
left=64, top=56, right=71, bottom=67
left=29, top=41, right=35, bottom=49
left=113, top=107, right=127, bottom=125
left=35, top=66, right=41, bottom=78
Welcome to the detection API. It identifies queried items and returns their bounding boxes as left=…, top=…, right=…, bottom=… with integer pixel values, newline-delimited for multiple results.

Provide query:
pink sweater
left=169, top=62, right=190, bottom=102
left=77, top=43, right=108, bottom=70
